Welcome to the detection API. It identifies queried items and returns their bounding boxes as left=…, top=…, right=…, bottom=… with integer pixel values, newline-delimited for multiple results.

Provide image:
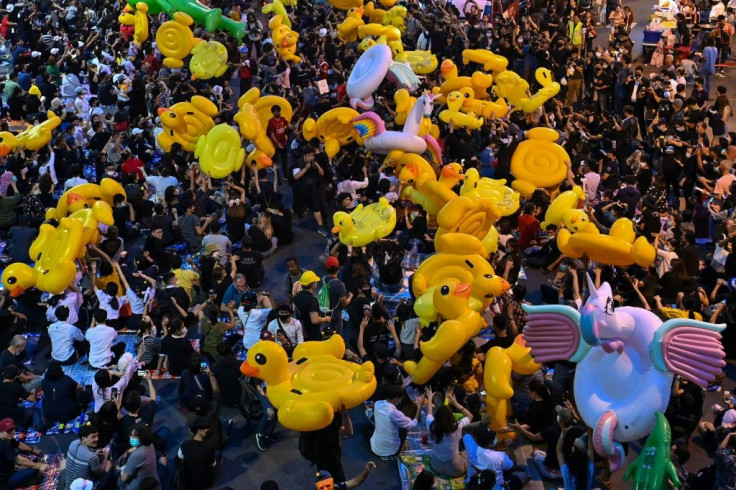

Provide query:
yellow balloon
left=189, top=40, right=228, bottom=80
left=17, top=111, right=61, bottom=152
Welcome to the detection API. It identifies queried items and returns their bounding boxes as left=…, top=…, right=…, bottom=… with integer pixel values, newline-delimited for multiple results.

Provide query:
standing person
left=282, top=256, right=304, bottom=299
left=267, top=105, right=291, bottom=180
left=293, top=271, right=332, bottom=341
left=323, top=256, right=352, bottom=337
left=0, top=418, right=46, bottom=489
left=237, top=290, right=274, bottom=351
left=176, top=418, right=217, bottom=490
left=700, top=38, right=718, bottom=97
left=243, top=13, right=264, bottom=59
left=64, top=423, right=113, bottom=489
left=299, top=407, right=354, bottom=482
left=86, top=310, right=127, bottom=369
left=266, top=304, right=304, bottom=356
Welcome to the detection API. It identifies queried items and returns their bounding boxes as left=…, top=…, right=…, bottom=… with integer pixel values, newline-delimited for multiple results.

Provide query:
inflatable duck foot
left=278, top=399, right=335, bottom=431
left=355, top=362, right=375, bottom=384
left=593, top=411, right=626, bottom=473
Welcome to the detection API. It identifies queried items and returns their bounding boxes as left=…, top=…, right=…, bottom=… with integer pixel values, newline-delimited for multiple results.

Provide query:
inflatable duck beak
left=240, top=362, right=260, bottom=378
left=331, top=225, right=341, bottom=234
left=9, top=286, right=25, bottom=298
left=157, top=107, right=167, bottom=117
left=454, top=282, right=471, bottom=298
left=500, top=278, right=511, bottom=293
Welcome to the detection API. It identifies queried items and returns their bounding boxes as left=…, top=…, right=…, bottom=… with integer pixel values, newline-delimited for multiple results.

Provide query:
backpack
left=317, top=278, right=337, bottom=314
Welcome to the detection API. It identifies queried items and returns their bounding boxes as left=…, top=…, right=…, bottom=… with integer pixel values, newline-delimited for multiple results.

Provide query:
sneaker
left=264, top=433, right=280, bottom=442
left=255, top=434, right=269, bottom=451
left=317, top=227, right=330, bottom=237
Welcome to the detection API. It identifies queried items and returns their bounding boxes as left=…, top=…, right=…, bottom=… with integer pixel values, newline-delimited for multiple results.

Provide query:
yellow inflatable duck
left=0, top=131, right=18, bottom=156
left=234, top=88, right=293, bottom=165
left=337, top=6, right=364, bottom=43
left=261, top=0, right=290, bottom=28
left=540, top=185, right=595, bottom=232
left=328, top=0, right=362, bottom=10
left=269, top=15, right=301, bottom=63
left=438, top=162, right=464, bottom=189
left=557, top=217, right=656, bottom=267
left=17, top=111, right=61, bottom=152
left=439, top=91, right=484, bottom=130
left=195, top=124, right=245, bottom=179
left=381, top=5, right=406, bottom=31
left=412, top=252, right=507, bottom=325
left=118, top=2, right=149, bottom=46
left=157, top=96, right=218, bottom=152
left=460, top=168, right=520, bottom=217
left=456, top=87, right=509, bottom=120
left=494, top=70, right=530, bottom=109
left=45, top=178, right=126, bottom=222
left=2, top=201, right=115, bottom=296
left=484, top=336, right=541, bottom=441
left=462, top=48, right=509, bottom=74
left=404, top=276, right=510, bottom=384
left=155, top=12, right=200, bottom=69
left=358, top=37, right=376, bottom=52
left=434, top=60, right=493, bottom=100
left=434, top=196, right=501, bottom=256
left=388, top=40, right=437, bottom=75
left=520, top=68, right=561, bottom=114
left=332, top=197, right=397, bottom=247
left=510, top=127, right=570, bottom=198
left=357, top=23, right=401, bottom=41
left=364, top=1, right=387, bottom=23
left=240, top=335, right=376, bottom=431
left=189, top=40, right=228, bottom=80
left=398, top=155, right=456, bottom=216
left=301, top=107, right=360, bottom=158
left=245, top=149, right=274, bottom=173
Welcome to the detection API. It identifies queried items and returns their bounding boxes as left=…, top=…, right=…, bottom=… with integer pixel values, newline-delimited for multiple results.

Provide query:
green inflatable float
left=623, top=411, right=682, bottom=490
left=127, top=0, right=245, bottom=39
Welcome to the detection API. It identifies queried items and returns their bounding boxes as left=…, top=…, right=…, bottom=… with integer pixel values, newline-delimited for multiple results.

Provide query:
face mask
left=517, top=37, right=523, bottom=43
left=106, top=171, right=115, bottom=176
left=559, top=264, right=568, bottom=272
left=130, top=437, right=140, bottom=447
left=180, top=327, right=188, bottom=337
left=595, top=51, right=602, bottom=58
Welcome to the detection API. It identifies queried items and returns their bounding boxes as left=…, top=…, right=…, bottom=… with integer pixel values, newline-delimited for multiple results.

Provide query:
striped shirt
left=65, top=440, right=101, bottom=489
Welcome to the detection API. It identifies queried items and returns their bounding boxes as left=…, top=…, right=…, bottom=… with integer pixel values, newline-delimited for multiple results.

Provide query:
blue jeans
left=6, top=467, right=39, bottom=488
left=257, top=394, right=277, bottom=437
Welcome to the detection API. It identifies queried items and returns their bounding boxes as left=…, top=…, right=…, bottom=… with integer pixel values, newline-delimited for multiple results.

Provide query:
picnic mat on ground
left=17, top=453, right=63, bottom=490
left=44, top=413, right=90, bottom=435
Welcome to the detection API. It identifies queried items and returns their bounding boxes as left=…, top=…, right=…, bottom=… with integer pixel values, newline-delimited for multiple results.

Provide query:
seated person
left=41, top=361, right=83, bottom=424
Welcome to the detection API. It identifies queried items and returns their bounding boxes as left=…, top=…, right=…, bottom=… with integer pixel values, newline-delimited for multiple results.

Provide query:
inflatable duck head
left=240, top=340, right=289, bottom=384
left=432, top=280, right=474, bottom=320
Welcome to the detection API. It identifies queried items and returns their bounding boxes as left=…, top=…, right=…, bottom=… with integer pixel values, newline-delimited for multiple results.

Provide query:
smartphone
left=110, top=388, right=118, bottom=399
left=137, top=370, right=148, bottom=378
left=200, top=362, right=207, bottom=371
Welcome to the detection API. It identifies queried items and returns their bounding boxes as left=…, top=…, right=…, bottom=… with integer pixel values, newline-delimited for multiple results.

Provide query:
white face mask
left=595, top=51, right=602, bottom=58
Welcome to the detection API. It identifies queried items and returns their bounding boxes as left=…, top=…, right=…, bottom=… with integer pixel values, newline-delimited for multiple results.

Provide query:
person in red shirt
left=517, top=202, right=541, bottom=251
left=267, top=105, right=291, bottom=180
left=142, top=49, right=160, bottom=76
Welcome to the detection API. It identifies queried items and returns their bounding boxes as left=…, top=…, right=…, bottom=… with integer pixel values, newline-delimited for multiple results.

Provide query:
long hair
left=105, top=282, right=120, bottom=310
left=257, top=213, right=274, bottom=240
left=430, top=405, right=458, bottom=444
left=566, top=447, right=590, bottom=490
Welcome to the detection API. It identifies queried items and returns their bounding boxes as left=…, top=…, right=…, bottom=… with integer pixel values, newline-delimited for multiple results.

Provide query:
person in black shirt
left=0, top=366, right=39, bottom=428
left=41, top=361, right=82, bottom=424
left=479, top=317, right=517, bottom=354
left=177, top=418, right=217, bottom=490
left=234, top=237, right=264, bottom=288
left=299, top=409, right=351, bottom=483
left=293, top=271, right=330, bottom=341
left=0, top=418, right=46, bottom=489
left=358, top=303, right=400, bottom=361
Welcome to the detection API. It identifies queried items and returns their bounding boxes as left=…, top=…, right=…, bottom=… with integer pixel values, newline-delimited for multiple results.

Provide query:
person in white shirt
left=654, top=233, right=679, bottom=277
left=369, top=385, right=425, bottom=458
left=424, top=387, right=473, bottom=477
left=92, top=354, right=138, bottom=412
left=48, top=306, right=86, bottom=365
left=582, top=161, right=601, bottom=204
left=46, top=287, right=83, bottom=325
left=85, top=310, right=127, bottom=369
left=238, top=290, right=274, bottom=350
left=464, top=426, right=529, bottom=489
left=141, top=166, right=179, bottom=201
left=266, top=304, right=304, bottom=354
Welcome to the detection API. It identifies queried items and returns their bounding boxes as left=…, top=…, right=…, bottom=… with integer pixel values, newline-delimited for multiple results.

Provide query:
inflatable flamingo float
left=352, top=92, right=442, bottom=164
left=522, top=276, right=725, bottom=472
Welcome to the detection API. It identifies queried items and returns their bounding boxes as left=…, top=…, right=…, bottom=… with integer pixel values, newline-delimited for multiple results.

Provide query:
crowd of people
left=0, top=0, right=732, bottom=487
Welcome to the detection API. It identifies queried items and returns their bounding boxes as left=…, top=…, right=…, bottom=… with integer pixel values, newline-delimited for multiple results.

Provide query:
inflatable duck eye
left=440, top=285, right=450, bottom=295
left=36, top=252, right=42, bottom=261
left=255, top=353, right=267, bottom=365
left=6, top=276, right=15, bottom=284
left=484, top=274, right=493, bottom=278
left=463, top=92, right=471, bottom=99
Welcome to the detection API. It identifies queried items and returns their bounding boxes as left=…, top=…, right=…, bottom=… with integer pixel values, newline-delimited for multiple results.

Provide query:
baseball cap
left=555, top=405, right=574, bottom=425
left=315, top=470, right=333, bottom=482
left=70, top=479, right=93, bottom=490
left=31, top=51, right=40, bottom=58
left=300, top=270, right=320, bottom=286
left=131, top=128, right=144, bottom=135
left=0, top=418, right=15, bottom=433
left=318, top=28, right=328, bottom=37
left=325, top=256, right=339, bottom=270
left=241, top=290, right=258, bottom=308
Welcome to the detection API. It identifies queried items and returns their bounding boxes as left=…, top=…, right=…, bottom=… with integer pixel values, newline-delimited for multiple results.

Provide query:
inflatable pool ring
left=155, top=13, right=199, bottom=69
left=235, top=103, right=274, bottom=159
left=659, top=307, right=703, bottom=322
left=189, top=40, right=228, bottom=80
left=0, top=131, right=18, bottom=156
left=261, top=0, right=290, bottom=27
left=45, top=178, right=127, bottom=222
left=128, top=0, right=245, bottom=39
left=432, top=60, right=493, bottom=100
left=357, top=23, right=401, bottom=41
left=157, top=96, right=218, bottom=152
left=2, top=201, right=115, bottom=296
left=557, top=218, right=656, bottom=267
left=484, top=336, right=541, bottom=440
left=354, top=94, right=441, bottom=163
left=541, top=185, right=596, bottom=233
left=388, top=41, right=437, bottom=75
left=521, top=68, right=561, bottom=114
left=328, top=0, right=362, bottom=10
left=337, top=6, right=364, bottom=43
left=404, top=279, right=493, bottom=384
left=381, top=5, right=406, bottom=31
left=460, top=168, right=520, bottom=217
left=462, top=48, right=509, bottom=74
left=412, top=253, right=503, bottom=324
left=302, top=107, right=360, bottom=158
left=17, top=111, right=61, bottom=152
left=494, top=70, right=530, bottom=109
left=347, top=44, right=417, bottom=110
left=195, top=124, right=245, bottom=179
left=623, top=412, right=682, bottom=489
left=456, top=87, right=509, bottom=120
left=434, top=196, right=501, bottom=256
left=332, top=197, right=396, bottom=247
left=269, top=15, right=301, bottom=63
left=240, top=335, right=376, bottom=431
left=510, top=127, right=569, bottom=198
left=523, top=279, right=725, bottom=471
left=439, top=91, right=484, bottom=130
left=438, top=162, right=464, bottom=189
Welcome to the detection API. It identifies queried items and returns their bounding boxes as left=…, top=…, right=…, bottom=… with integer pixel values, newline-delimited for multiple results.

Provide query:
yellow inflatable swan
left=240, top=335, right=376, bottom=431
left=331, top=197, right=397, bottom=247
